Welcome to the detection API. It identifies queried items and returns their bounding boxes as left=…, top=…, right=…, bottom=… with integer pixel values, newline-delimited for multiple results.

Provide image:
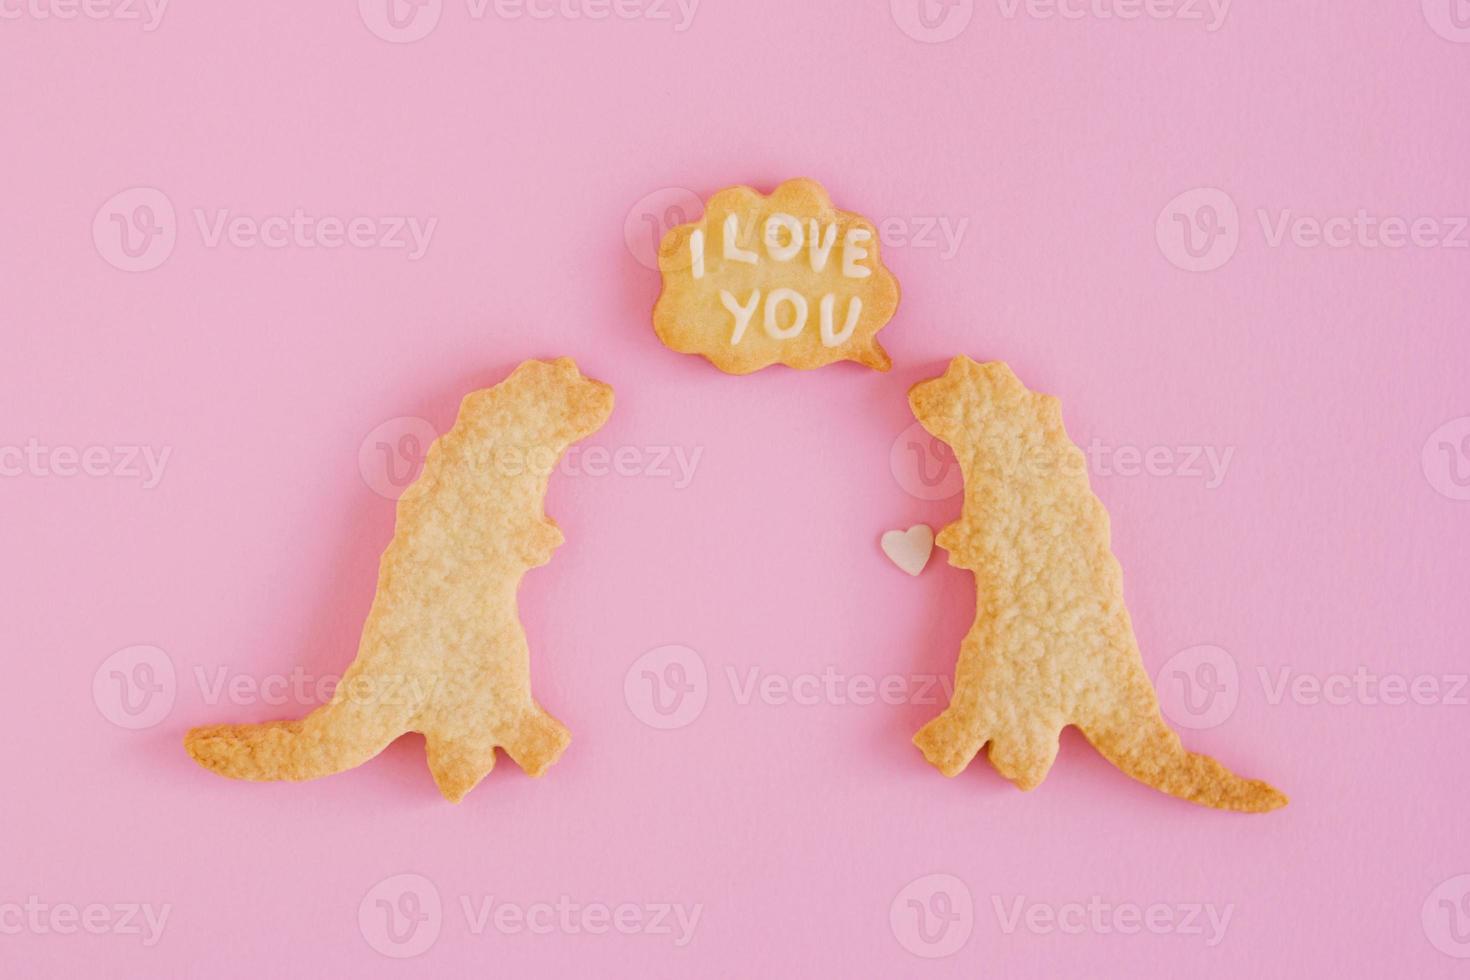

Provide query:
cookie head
left=910, top=356, right=1060, bottom=452
left=505, top=357, right=615, bottom=443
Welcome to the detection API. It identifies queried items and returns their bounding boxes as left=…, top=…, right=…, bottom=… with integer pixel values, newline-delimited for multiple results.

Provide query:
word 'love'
left=693, top=213, right=871, bottom=347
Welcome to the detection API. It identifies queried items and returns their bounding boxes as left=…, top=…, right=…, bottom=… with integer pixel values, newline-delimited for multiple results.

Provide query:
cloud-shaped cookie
left=653, top=179, right=901, bottom=374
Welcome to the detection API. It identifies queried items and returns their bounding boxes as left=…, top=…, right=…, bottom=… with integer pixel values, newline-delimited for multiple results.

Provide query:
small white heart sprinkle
left=881, top=524, right=934, bottom=577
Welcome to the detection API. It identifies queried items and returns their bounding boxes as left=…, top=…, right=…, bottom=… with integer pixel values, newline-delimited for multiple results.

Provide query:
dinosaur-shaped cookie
left=910, top=356, right=1286, bottom=812
left=185, top=357, right=614, bottom=802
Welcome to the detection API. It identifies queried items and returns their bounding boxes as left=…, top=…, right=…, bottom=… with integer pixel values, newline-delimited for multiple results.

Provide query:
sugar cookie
left=909, top=356, right=1286, bottom=812
left=185, top=358, right=614, bottom=802
left=652, top=178, right=900, bottom=374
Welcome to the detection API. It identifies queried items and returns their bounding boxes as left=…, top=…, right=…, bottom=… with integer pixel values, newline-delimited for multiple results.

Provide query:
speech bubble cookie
left=653, top=179, right=901, bottom=374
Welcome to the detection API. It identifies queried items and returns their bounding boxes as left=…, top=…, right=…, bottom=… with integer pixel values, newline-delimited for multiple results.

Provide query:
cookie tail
left=856, top=339, right=892, bottom=372
left=185, top=694, right=410, bottom=786
left=1080, top=711, right=1287, bottom=813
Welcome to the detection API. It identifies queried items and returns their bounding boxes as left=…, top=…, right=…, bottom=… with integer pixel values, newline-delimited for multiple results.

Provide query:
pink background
left=2, top=1, right=1468, bottom=975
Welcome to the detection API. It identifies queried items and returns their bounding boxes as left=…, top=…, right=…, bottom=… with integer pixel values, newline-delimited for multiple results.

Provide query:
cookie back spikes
left=185, top=357, right=614, bottom=802
left=909, top=356, right=1286, bottom=813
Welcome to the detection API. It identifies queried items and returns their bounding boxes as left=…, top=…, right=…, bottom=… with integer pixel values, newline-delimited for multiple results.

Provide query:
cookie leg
left=425, top=732, right=498, bottom=803
left=985, top=729, right=1060, bottom=791
left=913, top=707, right=986, bottom=777
left=502, top=705, right=571, bottom=778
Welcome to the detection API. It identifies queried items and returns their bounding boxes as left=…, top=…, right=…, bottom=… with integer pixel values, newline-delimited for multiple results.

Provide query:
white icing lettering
left=820, top=294, right=862, bottom=347
left=764, top=288, right=808, bottom=340
left=842, top=227, right=873, bottom=278
left=689, top=228, right=704, bottom=279
left=808, top=220, right=837, bottom=272
left=721, top=288, right=761, bottom=343
left=764, top=213, right=803, bottom=262
left=723, top=213, right=758, bottom=264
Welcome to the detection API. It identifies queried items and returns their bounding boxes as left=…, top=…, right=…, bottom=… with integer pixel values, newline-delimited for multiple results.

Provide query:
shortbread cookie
left=185, top=358, right=614, bottom=802
left=909, top=356, right=1286, bottom=812
left=652, top=178, right=900, bottom=374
